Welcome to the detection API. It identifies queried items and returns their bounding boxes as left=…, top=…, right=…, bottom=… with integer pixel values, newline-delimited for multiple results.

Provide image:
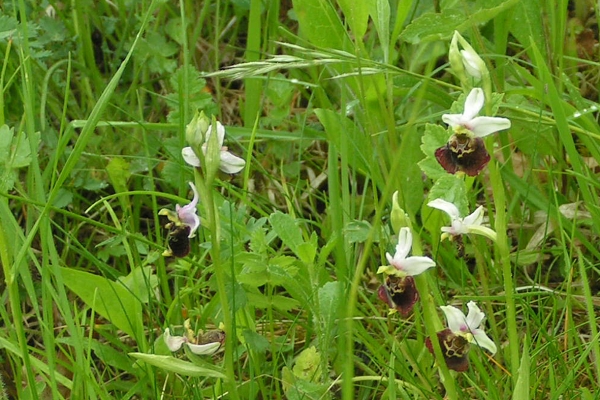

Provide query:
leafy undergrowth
left=1, top=0, right=600, bottom=399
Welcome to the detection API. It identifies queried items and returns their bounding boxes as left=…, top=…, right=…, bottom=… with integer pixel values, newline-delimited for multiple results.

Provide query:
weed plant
left=1, top=0, right=600, bottom=399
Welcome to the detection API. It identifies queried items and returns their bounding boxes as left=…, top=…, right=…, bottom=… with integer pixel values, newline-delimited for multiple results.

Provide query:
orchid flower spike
left=182, top=121, right=246, bottom=174
left=442, top=88, right=511, bottom=138
left=427, top=198, right=497, bottom=242
left=377, top=227, right=436, bottom=278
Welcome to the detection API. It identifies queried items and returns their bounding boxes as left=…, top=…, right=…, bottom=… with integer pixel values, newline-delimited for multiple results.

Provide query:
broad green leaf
left=512, top=338, right=530, bottom=400
left=344, top=220, right=380, bottom=243
left=117, top=266, right=158, bottom=304
left=427, top=175, right=468, bottom=216
left=508, top=0, right=545, bottom=60
left=242, top=330, right=270, bottom=354
left=337, top=0, right=369, bottom=41
left=292, top=346, right=322, bottom=380
left=400, top=0, right=519, bottom=44
left=369, top=0, right=391, bottom=62
left=397, top=128, right=426, bottom=218
left=292, top=0, right=348, bottom=50
left=418, top=123, right=450, bottom=181
left=245, top=292, right=300, bottom=312
left=318, top=281, right=342, bottom=329
left=129, top=353, right=226, bottom=378
left=60, top=267, right=142, bottom=338
left=315, top=108, right=371, bottom=175
left=106, top=157, right=130, bottom=194
left=270, top=211, right=304, bottom=256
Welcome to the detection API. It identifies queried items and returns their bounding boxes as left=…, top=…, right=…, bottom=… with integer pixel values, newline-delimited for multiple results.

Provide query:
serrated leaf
left=400, top=0, right=519, bottom=44
left=428, top=175, right=468, bottom=216
left=60, top=267, right=142, bottom=338
left=129, top=353, right=226, bottom=378
left=242, top=330, right=270, bottom=354
left=270, top=211, right=304, bottom=256
left=419, top=124, right=451, bottom=180
left=318, top=281, right=342, bottom=329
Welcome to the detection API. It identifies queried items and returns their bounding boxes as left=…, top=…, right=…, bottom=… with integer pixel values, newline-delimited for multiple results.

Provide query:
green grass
left=1, top=0, right=600, bottom=399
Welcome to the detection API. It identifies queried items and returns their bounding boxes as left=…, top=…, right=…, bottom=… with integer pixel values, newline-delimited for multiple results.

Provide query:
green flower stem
left=411, top=232, right=457, bottom=399
left=485, top=149, right=520, bottom=381
left=195, top=173, right=239, bottom=399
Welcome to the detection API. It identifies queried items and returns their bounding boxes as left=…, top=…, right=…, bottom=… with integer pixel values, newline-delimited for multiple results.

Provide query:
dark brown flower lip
left=435, top=135, right=491, bottom=177
left=377, top=276, right=419, bottom=317
left=426, top=328, right=471, bottom=372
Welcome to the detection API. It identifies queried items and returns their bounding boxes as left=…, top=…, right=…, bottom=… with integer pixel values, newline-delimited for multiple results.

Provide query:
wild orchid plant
left=377, top=31, right=511, bottom=390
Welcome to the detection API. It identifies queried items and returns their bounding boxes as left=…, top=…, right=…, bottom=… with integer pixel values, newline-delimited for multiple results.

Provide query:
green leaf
left=427, top=175, right=468, bottom=216
left=337, top=0, right=369, bottom=41
left=508, top=0, right=545, bottom=61
left=242, top=330, right=270, bottom=354
left=315, top=108, right=371, bottom=175
left=269, top=211, right=304, bottom=256
left=117, top=266, right=158, bottom=304
left=318, top=281, right=342, bottom=329
left=292, top=346, right=322, bottom=381
left=512, top=338, right=530, bottom=400
left=369, top=0, right=391, bottom=61
left=400, top=0, right=519, bottom=44
left=292, top=0, right=348, bottom=50
left=397, top=128, right=426, bottom=218
left=344, top=220, right=379, bottom=243
left=418, top=123, right=450, bottom=181
left=106, top=157, right=131, bottom=194
left=60, top=267, right=143, bottom=338
left=129, top=353, right=226, bottom=378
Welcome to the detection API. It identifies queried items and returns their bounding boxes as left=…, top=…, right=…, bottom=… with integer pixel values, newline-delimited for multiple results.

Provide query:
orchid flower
left=164, top=320, right=225, bottom=356
left=377, top=227, right=436, bottom=277
left=427, top=198, right=497, bottom=242
left=426, top=301, right=496, bottom=372
left=436, top=88, right=511, bottom=176
left=377, top=227, right=435, bottom=316
left=159, top=182, right=200, bottom=238
left=182, top=121, right=246, bottom=174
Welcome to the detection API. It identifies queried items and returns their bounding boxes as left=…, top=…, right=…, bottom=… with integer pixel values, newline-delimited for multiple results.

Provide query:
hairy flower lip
left=377, top=276, right=419, bottom=317
left=435, top=135, right=491, bottom=176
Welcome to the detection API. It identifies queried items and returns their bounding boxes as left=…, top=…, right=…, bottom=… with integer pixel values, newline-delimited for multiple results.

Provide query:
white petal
left=463, top=205, right=484, bottom=227
left=206, top=122, right=225, bottom=147
left=440, top=305, right=468, bottom=333
left=441, top=113, right=467, bottom=129
left=392, top=228, right=413, bottom=261
left=450, top=220, right=468, bottom=235
left=186, top=341, right=222, bottom=355
left=219, top=151, right=246, bottom=174
left=182, top=147, right=201, bottom=167
left=469, top=116, right=511, bottom=137
left=428, top=199, right=461, bottom=220
left=463, top=88, right=484, bottom=121
left=465, top=301, right=485, bottom=329
left=163, top=328, right=186, bottom=352
left=471, top=330, right=497, bottom=354
left=460, top=50, right=483, bottom=80
left=401, top=256, right=435, bottom=276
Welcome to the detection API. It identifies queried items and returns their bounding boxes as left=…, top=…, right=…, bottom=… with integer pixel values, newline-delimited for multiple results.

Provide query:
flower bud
left=185, top=111, right=210, bottom=150
left=449, top=31, right=488, bottom=87
left=390, top=191, right=411, bottom=235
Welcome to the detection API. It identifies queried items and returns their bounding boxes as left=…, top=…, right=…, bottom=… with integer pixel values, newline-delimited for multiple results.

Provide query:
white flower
left=427, top=198, right=496, bottom=242
left=442, top=88, right=511, bottom=137
left=163, top=325, right=224, bottom=356
left=460, top=49, right=483, bottom=80
left=182, top=121, right=246, bottom=174
left=377, top=227, right=435, bottom=277
left=440, top=301, right=497, bottom=355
